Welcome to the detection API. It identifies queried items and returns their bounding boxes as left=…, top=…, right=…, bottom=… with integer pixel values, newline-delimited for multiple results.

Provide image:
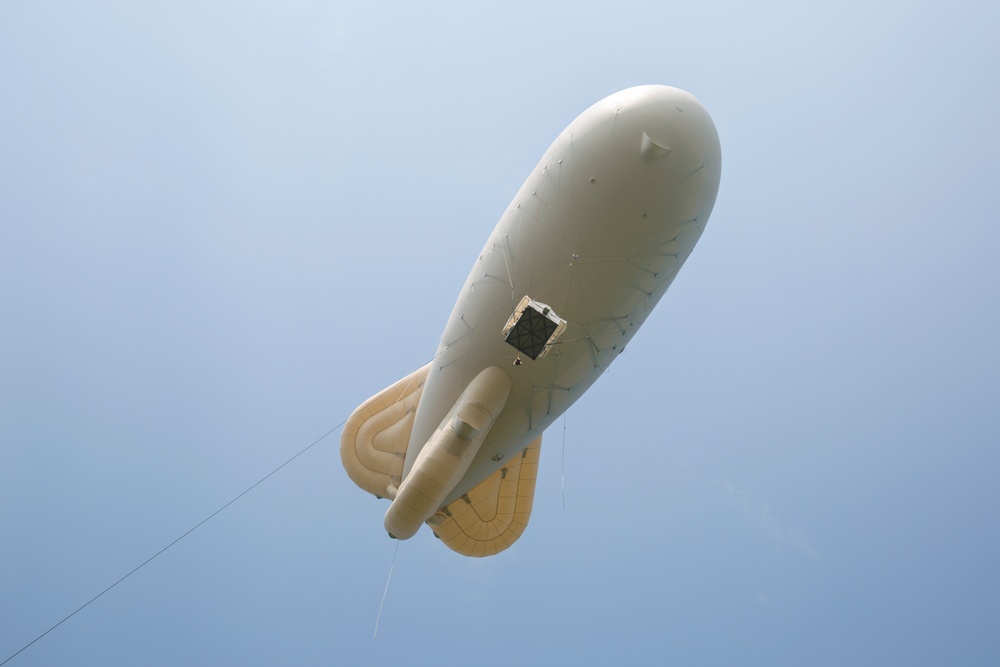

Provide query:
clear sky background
left=2, top=1, right=998, bottom=665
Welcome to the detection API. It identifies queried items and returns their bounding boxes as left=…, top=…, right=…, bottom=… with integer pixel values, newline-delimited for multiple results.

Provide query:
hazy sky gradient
left=2, top=2, right=999, bottom=665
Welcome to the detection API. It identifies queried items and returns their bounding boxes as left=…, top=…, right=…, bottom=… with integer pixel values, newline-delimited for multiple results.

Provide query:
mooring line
left=1, top=421, right=346, bottom=666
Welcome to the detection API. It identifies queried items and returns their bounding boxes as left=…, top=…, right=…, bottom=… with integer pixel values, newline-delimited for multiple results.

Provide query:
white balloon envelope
left=342, top=85, right=722, bottom=557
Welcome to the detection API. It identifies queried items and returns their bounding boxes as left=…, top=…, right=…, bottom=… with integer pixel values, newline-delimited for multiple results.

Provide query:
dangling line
left=374, top=540, right=400, bottom=640
left=1, top=421, right=346, bottom=667
left=561, top=413, right=568, bottom=510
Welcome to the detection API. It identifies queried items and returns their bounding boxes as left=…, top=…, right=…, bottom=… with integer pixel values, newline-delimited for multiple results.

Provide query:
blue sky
left=2, top=1, right=999, bottom=665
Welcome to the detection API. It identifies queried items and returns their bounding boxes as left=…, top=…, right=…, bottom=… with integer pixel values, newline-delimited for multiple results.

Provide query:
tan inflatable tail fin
left=429, top=435, right=541, bottom=557
left=340, top=364, right=429, bottom=499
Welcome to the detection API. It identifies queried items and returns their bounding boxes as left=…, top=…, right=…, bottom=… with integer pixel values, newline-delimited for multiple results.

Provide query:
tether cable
left=1, top=421, right=345, bottom=666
